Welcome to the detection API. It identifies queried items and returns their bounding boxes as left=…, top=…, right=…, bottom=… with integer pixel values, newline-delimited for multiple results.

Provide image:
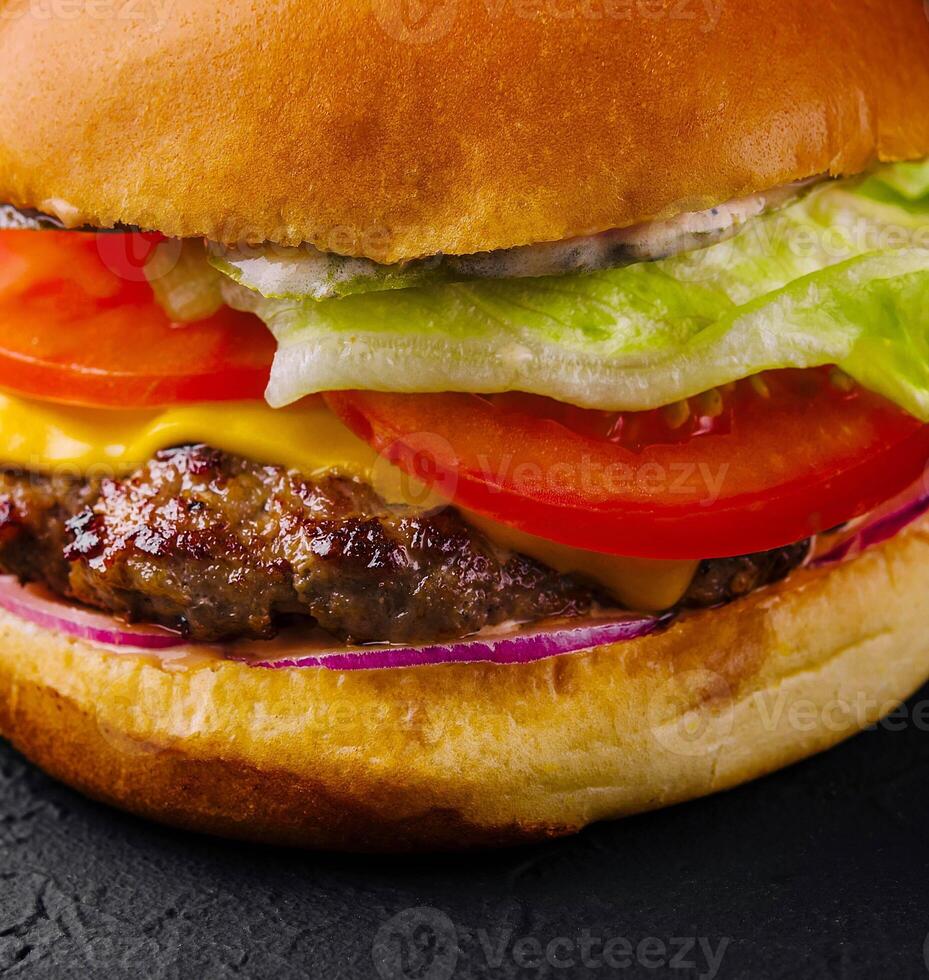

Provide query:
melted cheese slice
left=465, top=512, right=698, bottom=611
left=0, top=392, right=379, bottom=481
left=0, top=391, right=697, bottom=609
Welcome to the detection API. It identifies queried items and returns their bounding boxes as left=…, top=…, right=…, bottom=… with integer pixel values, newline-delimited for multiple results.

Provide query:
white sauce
left=213, top=177, right=825, bottom=300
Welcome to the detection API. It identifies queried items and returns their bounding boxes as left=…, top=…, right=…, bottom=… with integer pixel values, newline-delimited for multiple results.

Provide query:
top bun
left=1, top=0, right=928, bottom=262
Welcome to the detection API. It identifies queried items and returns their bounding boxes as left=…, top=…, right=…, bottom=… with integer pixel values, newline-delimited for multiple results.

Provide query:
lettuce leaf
left=220, top=163, right=929, bottom=418
left=211, top=244, right=450, bottom=301
left=858, top=158, right=929, bottom=204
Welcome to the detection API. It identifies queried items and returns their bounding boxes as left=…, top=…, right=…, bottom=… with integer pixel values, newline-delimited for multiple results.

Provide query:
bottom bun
left=2, top=520, right=929, bottom=852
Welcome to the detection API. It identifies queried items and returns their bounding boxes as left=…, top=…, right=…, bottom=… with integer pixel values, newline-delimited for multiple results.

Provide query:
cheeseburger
left=1, top=2, right=929, bottom=851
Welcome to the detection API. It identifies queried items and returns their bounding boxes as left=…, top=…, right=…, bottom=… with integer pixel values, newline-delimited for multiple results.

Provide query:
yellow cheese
left=466, top=512, right=699, bottom=611
left=0, top=392, right=380, bottom=482
left=0, top=391, right=697, bottom=609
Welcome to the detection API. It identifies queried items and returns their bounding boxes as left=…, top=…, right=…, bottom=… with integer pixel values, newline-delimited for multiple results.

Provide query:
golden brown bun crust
left=2, top=519, right=929, bottom=852
left=1, top=1, right=928, bottom=261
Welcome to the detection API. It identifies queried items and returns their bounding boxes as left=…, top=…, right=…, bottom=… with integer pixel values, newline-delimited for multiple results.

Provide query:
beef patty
left=0, top=446, right=809, bottom=644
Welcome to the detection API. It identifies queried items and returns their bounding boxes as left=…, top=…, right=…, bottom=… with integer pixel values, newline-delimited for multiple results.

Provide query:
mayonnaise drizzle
left=212, top=177, right=825, bottom=301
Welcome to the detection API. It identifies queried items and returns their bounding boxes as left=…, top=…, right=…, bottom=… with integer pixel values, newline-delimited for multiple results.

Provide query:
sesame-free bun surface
left=1, top=519, right=929, bottom=852
left=1, top=1, right=928, bottom=261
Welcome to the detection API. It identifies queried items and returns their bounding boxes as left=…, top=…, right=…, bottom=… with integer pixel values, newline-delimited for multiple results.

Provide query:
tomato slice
left=0, top=230, right=274, bottom=407
left=325, top=373, right=929, bottom=559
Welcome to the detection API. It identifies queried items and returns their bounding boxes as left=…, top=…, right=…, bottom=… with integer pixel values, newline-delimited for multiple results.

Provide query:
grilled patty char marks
left=0, top=472, right=99, bottom=594
left=682, top=540, right=812, bottom=609
left=0, top=446, right=810, bottom=644
left=0, top=446, right=592, bottom=643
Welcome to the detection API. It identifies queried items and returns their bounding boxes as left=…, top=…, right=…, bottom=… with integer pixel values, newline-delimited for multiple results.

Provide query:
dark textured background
left=2, top=680, right=929, bottom=980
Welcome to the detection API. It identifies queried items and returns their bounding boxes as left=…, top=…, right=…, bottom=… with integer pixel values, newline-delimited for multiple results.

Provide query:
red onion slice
left=809, top=485, right=929, bottom=568
left=235, top=614, right=668, bottom=672
left=0, top=574, right=662, bottom=667
left=0, top=577, right=183, bottom=649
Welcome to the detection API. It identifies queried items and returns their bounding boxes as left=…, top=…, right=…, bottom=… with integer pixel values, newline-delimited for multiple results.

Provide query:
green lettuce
left=220, top=163, right=929, bottom=418
left=858, top=158, right=929, bottom=205
left=211, top=244, right=451, bottom=301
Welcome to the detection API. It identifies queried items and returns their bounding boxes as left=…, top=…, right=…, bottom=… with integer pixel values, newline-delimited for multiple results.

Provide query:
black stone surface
left=3, top=681, right=929, bottom=980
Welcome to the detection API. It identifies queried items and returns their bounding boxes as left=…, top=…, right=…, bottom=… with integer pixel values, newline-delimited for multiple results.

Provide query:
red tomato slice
left=325, top=373, right=929, bottom=559
left=0, top=230, right=274, bottom=407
